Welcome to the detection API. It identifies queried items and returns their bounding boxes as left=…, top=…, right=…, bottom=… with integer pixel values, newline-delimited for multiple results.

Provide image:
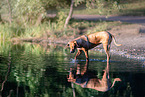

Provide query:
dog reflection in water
left=67, top=61, right=121, bottom=92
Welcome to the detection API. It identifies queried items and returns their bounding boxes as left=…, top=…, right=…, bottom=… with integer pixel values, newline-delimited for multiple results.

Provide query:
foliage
left=0, top=0, right=69, bottom=25
left=74, top=0, right=145, bottom=16
left=0, top=18, right=124, bottom=43
left=12, top=0, right=46, bottom=25
left=0, top=22, right=44, bottom=40
left=56, top=11, right=68, bottom=29
left=41, top=0, right=69, bottom=9
left=0, top=23, right=21, bottom=41
left=73, top=0, right=122, bottom=15
left=74, top=0, right=85, bottom=6
left=85, top=0, right=121, bottom=15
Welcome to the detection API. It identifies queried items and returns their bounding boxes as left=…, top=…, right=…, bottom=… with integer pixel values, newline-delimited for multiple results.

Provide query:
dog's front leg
left=74, top=49, right=82, bottom=60
left=82, top=49, right=89, bottom=60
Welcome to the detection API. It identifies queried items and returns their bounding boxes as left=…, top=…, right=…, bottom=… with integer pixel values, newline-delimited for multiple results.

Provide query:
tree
left=64, top=0, right=85, bottom=28
left=6, top=0, right=12, bottom=24
left=0, top=0, right=69, bottom=25
left=13, top=0, right=46, bottom=25
left=64, top=0, right=121, bottom=28
left=64, top=0, right=74, bottom=28
left=0, top=0, right=13, bottom=23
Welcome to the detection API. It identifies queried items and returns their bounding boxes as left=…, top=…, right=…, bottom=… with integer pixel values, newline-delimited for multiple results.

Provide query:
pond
left=0, top=42, right=145, bottom=97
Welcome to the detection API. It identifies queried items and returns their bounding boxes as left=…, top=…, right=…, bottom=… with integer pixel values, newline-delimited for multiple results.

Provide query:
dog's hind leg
left=103, top=44, right=110, bottom=65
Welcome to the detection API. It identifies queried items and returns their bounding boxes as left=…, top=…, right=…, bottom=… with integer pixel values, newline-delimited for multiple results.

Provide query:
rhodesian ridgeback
left=67, top=31, right=121, bottom=63
left=67, top=61, right=121, bottom=92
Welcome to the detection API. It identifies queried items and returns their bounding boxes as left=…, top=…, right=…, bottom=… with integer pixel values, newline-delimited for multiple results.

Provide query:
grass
left=118, top=0, right=145, bottom=16
left=69, top=19, right=124, bottom=34
left=0, top=19, right=125, bottom=44
left=73, top=0, right=145, bottom=16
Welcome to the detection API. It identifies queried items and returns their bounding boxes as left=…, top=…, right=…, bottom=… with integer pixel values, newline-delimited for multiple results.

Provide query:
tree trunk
left=64, top=0, right=74, bottom=28
left=35, top=14, right=43, bottom=26
left=6, top=0, right=12, bottom=24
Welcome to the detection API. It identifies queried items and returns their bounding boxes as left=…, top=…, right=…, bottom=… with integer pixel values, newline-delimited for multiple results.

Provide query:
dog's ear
left=74, top=41, right=78, bottom=46
left=74, top=41, right=76, bottom=44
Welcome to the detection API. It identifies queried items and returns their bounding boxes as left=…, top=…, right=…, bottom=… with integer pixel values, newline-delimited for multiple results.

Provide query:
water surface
left=0, top=43, right=144, bottom=97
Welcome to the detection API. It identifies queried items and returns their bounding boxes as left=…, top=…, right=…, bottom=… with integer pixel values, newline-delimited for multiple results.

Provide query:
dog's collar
left=76, top=35, right=90, bottom=49
left=84, top=35, right=90, bottom=49
left=76, top=40, right=81, bottom=48
left=84, top=35, right=89, bottom=41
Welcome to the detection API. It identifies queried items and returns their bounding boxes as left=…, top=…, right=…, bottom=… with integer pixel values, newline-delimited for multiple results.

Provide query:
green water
left=0, top=43, right=144, bottom=97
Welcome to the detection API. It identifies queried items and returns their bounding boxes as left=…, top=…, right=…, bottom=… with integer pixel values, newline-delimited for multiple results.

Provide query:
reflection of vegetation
left=0, top=43, right=144, bottom=97
left=0, top=43, right=68, bottom=96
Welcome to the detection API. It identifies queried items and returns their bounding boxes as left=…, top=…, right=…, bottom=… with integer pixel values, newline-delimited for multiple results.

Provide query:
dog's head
left=67, top=41, right=77, bottom=53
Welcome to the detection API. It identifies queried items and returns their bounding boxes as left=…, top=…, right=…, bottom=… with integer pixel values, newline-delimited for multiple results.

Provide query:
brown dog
left=67, top=31, right=121, bottom=63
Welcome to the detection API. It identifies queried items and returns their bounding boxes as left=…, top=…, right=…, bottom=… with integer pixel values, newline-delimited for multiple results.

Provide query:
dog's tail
left=108, top=78, right=121, bottom=90
left=112, top=35, right=122, bottom=46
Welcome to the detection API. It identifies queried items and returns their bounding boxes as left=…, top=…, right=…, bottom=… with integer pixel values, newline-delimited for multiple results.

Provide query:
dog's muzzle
left=70, top=49, right=75, bottom=53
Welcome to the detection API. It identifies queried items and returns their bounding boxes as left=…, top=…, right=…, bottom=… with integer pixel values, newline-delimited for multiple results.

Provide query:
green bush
left=12, top=0, right=46, bottom=25
left=0, top=23, right=21, bottom=41
left=56, top=11, right=68, bottom=29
